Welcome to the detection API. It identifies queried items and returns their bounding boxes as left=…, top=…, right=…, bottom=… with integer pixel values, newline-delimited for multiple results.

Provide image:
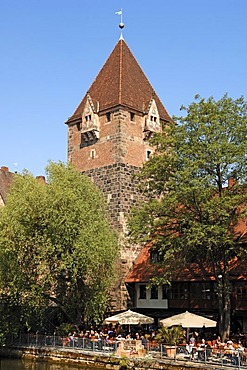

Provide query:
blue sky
left=1, top=0, right=246, bottom=176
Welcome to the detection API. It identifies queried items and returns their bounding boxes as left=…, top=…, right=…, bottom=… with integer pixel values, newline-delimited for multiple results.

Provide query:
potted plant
left=155, top=325, right=184, bottom=358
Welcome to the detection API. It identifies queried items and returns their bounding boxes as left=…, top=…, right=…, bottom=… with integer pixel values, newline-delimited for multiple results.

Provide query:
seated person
left=190, top=335, right=196, bottom=346
left=198, top=339, right=207, bottom=361
left=216, top=335, right=222, bottom=347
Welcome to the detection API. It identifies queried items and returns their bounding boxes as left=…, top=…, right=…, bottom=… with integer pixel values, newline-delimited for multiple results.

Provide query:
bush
left=155, top=325, right=184, bottom=345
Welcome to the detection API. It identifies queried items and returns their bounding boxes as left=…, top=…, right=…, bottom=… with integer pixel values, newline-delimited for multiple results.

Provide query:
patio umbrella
left=104, top=309, right=154, bottom=325
left=160, top=311, right=217, bottom=329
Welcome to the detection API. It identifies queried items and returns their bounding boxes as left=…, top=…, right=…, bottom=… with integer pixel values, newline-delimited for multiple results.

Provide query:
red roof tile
left=66, top=39, right=171, bottom=124
left=126, top=244, right=247, bottom=283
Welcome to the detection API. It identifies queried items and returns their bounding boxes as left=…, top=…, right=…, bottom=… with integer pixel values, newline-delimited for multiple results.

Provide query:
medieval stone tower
left=65, top=36, right=171, bottom=311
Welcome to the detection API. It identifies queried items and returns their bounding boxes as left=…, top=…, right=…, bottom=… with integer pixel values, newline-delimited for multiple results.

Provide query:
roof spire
left=115, top=8, right=124, bottom=39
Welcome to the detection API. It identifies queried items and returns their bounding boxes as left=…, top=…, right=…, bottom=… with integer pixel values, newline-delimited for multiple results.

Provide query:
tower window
left=146, top=150, right=152, bottom=161
left=150, top=115, right=157, bottom=122
left=106, top=112, right=111, bottom=122
left=90, top=149, right=96, bottom=159
left=130, top=112, right=135, bottom=122
left=85, top=114, right=91, bottom=122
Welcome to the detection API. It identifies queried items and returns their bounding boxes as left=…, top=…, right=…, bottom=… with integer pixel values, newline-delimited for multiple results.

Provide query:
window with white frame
left=150, top=285, right=158, bottom=299
left=85, top=114, right=92, bottom=122
left=139, top=285, right=147, bottom=299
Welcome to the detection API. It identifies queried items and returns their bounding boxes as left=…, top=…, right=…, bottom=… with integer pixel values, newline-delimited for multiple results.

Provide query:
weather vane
left=115, top=9, right=124, bottom=37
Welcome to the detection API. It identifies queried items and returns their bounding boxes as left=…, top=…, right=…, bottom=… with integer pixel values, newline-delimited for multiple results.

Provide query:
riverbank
left=0, top=345, right=239, bottom=370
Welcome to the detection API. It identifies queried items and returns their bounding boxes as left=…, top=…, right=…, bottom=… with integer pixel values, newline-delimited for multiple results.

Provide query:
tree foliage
left=0, top=162, right=119, bottom=334
left=128, top=94, right=247, bottom=339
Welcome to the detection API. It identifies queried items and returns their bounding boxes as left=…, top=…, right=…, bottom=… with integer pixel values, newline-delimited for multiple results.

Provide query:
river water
left=0, top=359, right=104, bottom=370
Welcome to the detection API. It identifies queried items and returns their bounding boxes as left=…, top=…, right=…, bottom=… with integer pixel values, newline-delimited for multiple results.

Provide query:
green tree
left=129, top=94, right=247, bottom=341
left=0, top=162, right=119, bottom=335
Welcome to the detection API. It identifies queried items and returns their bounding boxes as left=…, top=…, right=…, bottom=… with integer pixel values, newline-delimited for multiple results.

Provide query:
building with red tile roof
left=125, top=219, right=247, bottom=330
left=65, top=34, right=247, bottom=327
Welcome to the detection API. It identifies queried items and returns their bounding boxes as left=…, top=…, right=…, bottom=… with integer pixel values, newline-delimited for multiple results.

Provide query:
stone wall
left=0, top=346, right=210, bottom=370
left=84, top=163, right=144, bottom=232
left=84, top=163, right=145, bottom=311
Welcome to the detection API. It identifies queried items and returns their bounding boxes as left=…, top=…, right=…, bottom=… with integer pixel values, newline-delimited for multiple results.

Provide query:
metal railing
left=7, top=333, right=118, bottom=354
left=150, top=343, right=246, bottom=369
left=5, top=334, right=247, bottom=369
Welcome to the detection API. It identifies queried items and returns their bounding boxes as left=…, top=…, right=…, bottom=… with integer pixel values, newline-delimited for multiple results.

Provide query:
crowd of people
left=186, top=333, right=247, bottom=365
left=61, top=324, right=247, bottom=365
left=63, top=324, right=154, bottom=348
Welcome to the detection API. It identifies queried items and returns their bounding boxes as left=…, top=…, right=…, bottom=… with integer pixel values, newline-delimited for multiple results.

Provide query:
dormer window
left=143, top=100, right=161, bottom=140
left=80, top=96, right=100, bottom=148
left=150, top=249, right=162, bottom=262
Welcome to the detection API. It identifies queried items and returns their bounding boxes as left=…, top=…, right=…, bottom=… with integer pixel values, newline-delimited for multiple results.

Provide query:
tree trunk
left=218, top=273, right=231, bottom=342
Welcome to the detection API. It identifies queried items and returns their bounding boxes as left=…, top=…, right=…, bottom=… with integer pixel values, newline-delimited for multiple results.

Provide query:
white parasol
left=160, top=311, right=217, bottom=328
left=104, top=309, right=154, bottom=325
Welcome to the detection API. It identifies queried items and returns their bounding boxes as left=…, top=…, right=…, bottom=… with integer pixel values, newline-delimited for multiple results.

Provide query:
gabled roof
left=0, top=166, right=13, bottom=205
left=66, top=39, right=171, bottom=124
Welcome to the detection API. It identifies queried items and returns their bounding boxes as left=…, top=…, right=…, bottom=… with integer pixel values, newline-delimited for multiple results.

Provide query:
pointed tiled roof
left=66, top=39, right=171, bottom=124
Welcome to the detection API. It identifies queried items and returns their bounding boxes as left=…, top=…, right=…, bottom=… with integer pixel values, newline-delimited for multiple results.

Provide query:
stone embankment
left=0, top=345, right=236, bottom=370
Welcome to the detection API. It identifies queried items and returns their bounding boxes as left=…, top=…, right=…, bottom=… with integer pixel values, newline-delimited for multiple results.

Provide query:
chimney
left=1, top=166, right=9, bottom=172
left=36, top=175, right=46, bottom=184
